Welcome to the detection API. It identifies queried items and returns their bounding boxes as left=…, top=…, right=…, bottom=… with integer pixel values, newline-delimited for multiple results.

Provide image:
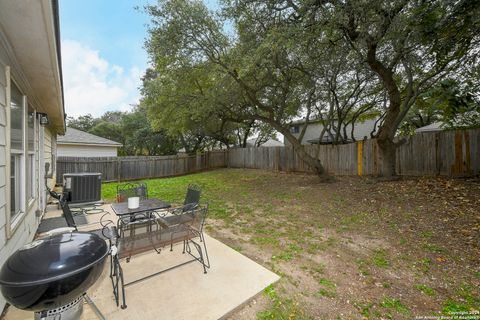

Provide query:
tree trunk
left=242, top=131, right=249, bottom=148
left=267, top=119, right=331, bottom=180
left=294, top=142, right=329, bottom=179
left=377, top=138, right=396, bottom=178
left=366, top=43, right=401, bottom=178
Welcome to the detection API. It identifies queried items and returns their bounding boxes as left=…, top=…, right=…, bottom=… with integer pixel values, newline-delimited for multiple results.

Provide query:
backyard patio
left=4, top=168, right=479, bottom=320
left=4, top=200, right=279, bottom=320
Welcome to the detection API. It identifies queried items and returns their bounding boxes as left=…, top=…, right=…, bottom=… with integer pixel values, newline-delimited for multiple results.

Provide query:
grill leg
left=111, top=258, right=119, bottom=307
left=84, top=294, right=106, bottom=320
left=109, top=255, right=114, bottom=277
left=110, top=256, right=127, bottom=309
left=119, top=263, right=127, bottom=309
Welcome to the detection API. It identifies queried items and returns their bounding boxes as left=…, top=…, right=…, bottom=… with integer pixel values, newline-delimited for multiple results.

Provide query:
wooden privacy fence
left=56, top=151, right=228, bottom=183
left=228, top=128, right=480, bottom=176
left=56, top=129, right=479, bottom=183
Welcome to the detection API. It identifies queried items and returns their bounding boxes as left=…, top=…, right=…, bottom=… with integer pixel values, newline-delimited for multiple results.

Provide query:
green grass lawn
left=102, top=170, right=238, bottom=220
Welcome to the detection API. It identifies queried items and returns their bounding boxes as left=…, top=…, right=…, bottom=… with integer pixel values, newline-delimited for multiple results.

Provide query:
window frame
left=5, top=71, right=39, bottom=238
left=8, top=81, right=26, bottom=229
left=9, top=153, right=22, bottom=218
left=26, top=110, right=36, bottom=207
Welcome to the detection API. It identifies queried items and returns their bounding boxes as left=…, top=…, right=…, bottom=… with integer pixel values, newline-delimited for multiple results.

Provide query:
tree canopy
left=141, top=0, right=479, bottom=178
left=66, top=107, right=177, bottom=156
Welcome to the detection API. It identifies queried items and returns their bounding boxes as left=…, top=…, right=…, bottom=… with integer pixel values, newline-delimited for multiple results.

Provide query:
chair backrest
left=188, top=204, right=208, bottom=233
left=46, top=186, right=62, bottom=201
left=60, top=200, right=77, bottom=230
left=116, top=182, right=148, bottom=203
left=116, top=204, right=208, bottom=259
left=184, top=184, right=201, bottom=206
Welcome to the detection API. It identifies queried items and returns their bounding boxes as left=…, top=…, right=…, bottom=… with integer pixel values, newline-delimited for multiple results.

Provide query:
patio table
left=111, top=198, right=171, bottom=217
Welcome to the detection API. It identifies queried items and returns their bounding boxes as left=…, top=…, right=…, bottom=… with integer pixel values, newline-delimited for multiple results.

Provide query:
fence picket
left=56, top=129, right=480, bottom=183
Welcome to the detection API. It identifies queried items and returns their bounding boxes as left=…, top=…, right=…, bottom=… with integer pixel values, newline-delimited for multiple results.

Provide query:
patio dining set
left=106, top=182, right=211, bottom=309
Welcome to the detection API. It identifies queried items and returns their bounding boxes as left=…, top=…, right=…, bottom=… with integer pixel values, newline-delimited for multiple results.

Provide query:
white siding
left=0, top=2, right=65, bottom=312
left=44, top=127, right=56, bottom=189
left=0, top=58, right=7, bottom=253
left=57, top=144, right=118, bottom=157
left=0, top=53, right=43, bottom=312
left=0, top=56, right=9, bottom=312
left=285, top=119, right=377, bottom=145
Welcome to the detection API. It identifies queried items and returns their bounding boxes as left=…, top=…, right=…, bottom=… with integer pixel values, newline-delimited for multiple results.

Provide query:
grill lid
left=0, top=232, right=108, bottom=286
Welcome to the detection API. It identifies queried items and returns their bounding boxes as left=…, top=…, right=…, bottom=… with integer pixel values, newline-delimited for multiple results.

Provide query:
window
left=10, top=155, right=21, bottom=217
left=290, top=125, right=300, bottom=134
left=10, top=82, right=24, bottom=218
left=27, top=112, right=35, bottom=202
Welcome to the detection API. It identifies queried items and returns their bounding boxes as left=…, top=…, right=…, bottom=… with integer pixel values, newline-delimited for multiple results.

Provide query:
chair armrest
left=155, top=216, right=170, bottom=228
left=158, top=203, right=197, bottom=217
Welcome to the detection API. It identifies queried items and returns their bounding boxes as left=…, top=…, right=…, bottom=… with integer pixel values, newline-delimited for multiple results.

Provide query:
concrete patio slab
left=4, top=205, right=279, bottom=320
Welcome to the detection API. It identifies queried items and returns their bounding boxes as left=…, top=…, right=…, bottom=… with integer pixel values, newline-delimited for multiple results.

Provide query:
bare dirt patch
left=202, top=169, right=480, bottom=319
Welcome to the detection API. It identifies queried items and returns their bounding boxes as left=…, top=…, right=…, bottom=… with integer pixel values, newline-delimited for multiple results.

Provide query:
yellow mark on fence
left=357, top=141, right=363, bottom=176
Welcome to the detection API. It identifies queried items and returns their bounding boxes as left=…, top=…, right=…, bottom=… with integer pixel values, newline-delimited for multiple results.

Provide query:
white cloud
left=61, top=39, right=143, bottom=118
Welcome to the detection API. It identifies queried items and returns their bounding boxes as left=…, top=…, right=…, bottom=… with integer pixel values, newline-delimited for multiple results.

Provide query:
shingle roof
left=246, top=138, right=283, bottom=147
left=57, top=127, right=122, bottom=146
left=415, top=122, right=444, bottom=133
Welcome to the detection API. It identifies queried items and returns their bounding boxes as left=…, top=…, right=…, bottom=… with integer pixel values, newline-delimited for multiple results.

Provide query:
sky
left=60, top=1, right=152, bottom=118
left=60, top=0, right=218, bottom=118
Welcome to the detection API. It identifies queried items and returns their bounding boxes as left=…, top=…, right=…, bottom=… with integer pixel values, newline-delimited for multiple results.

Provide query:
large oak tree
left=142, top=0, right=479, bottom=178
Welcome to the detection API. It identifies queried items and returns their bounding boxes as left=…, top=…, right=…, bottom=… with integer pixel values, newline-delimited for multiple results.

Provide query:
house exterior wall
left=0, top=33, right=58, bottom=311
left=44, top=127, right=57, bottom=189
left=57, top=144, right=118, bottom=157
left=284, top=119, right=377, bottom=146
left=0, top=58, right=8, bottom=303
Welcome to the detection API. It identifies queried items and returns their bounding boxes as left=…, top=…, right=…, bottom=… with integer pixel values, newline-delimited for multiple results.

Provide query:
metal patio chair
left=37, top=185, right=110, bottom=238
left=107, top=204, right=210, bottom=309
left=36, top=186, right=77, bottom=235
left=116, top=182, right=148, bottom=203
left=152, top=183, right=201, bottom=220
left=152, top=184, right=202, bottom=237
left=183, top=184, right=201, bottom=209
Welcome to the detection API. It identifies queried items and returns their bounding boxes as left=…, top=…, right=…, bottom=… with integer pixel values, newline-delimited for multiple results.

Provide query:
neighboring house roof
left=289, top=118, right=322, bottom=126
left=306, top=136, right=354, bottom=144
left=246, top=138, right=283, bottom=147
left=415, top=122, right=444, bottom=133
left=57, top=127, right=122, bottom=147
left=289, top=116, right=378, bottom=126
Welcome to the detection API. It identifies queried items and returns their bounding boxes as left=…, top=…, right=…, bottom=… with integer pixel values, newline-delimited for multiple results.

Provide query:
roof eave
left=57, top=142, right=123, bottom=147
left=0, top=0, right=65, bottom=134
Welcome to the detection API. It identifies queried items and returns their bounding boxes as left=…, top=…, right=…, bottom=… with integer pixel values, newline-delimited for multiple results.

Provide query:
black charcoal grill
left=0, top=232, right=108, bottom=319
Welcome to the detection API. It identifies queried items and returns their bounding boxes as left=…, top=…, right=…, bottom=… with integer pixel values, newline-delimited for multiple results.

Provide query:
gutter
left=58, top=142, right=123, bottom=147
left=51, top=0, right=66, bottom=131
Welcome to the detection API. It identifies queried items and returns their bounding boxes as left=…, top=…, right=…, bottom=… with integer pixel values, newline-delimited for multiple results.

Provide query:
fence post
left=357, top=141, right=363, bottom=176
left=243, top=148, right=246, bottom=168
left=117, top=158, right=121, bottom=182
left=275, top=147, right=280, bottom=171
left=196, top=152, right=201, bottom=172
